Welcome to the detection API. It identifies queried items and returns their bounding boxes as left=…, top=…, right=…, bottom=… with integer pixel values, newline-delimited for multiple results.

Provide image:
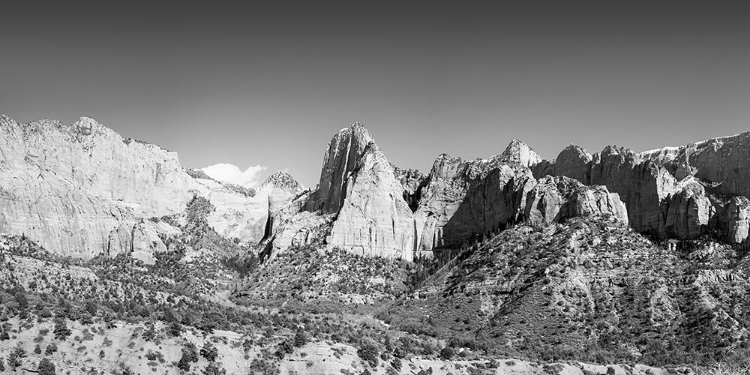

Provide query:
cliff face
left=0, top=115, right=192, bottom=258
left=306, top=123, right=374, bottom=214
left=283, top=126, right=625, bottom=261
left=297, top=124, right=419, bottom=260
left=535, top=132, right=750, bottom=245
left=0, top=115, right=301, bottom=259
left=413, top=154, right=536, bottom=253
left=4, top=114, right=750, bottom=262
left=525, top=176, right=628, bottom=226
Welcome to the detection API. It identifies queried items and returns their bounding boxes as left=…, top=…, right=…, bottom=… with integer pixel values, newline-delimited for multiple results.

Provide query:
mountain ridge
left=2, top=113, right=750, bottom=263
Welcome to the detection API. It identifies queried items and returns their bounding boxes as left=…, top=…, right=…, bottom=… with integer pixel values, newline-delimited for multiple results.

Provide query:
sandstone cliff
left=301, top=124, right=418, bottom=260
left=535, top=132, right=750, bottom=245
left=413, top=154, right=536, bottom=253
left=0, top=115, right=300, bottom=259
left=525, top=176, right=628, bottom=225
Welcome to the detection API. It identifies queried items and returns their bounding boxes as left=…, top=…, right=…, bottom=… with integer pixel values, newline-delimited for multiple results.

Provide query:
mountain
left=5, top=115, right=749, bottom=263
left=0, top=115, right=302, bottom=260
left=3, top=114, right=750, bottom=374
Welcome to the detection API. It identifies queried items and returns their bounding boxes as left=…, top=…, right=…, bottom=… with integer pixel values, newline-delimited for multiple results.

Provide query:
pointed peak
left=558, top=144, right=592, bottom=162
left=261, top=171, right=303, bottom=192
left=501, top=139, right=542, bottom=168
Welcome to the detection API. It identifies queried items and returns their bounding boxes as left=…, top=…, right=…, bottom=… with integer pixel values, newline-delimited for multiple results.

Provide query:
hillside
left=381, top=216, right=750, bottom=368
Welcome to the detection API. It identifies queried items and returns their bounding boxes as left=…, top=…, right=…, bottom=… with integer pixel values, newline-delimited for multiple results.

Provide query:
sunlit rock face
left=537, top=131, right=750, bottom=245
left=413, top=153, right=537, bottom=254
left=302, top=124, right=418, bottom=260
left=0, top=115, right=301, bottom=259
left=0, top=115, right=194, bottom=258
left=525, top=176, right=628, bottom=226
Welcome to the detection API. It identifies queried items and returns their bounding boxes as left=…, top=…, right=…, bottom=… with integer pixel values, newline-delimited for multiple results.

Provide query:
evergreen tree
left=38, top=358, right=56, bottom=375
left=293, top=329, right=307, bottom=347
left=53, top=320, right=71, bottom=340
left=200, top=342, right=218, bottom=362
left=45, top=343, right=58, bottom=355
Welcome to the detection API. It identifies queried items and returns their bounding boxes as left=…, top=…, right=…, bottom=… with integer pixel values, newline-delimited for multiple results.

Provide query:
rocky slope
left=0, top=115, right=301, bottom=259
left=382, top=216, right=750, bottom=366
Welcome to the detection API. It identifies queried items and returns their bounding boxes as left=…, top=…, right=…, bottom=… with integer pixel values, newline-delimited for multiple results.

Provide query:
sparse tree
left=200, top=342, right=218, bottom=362
left=357, top=339, right=379, bottom=368
left=53, top=318, right=71, bottom=340
left=203, top=362, right=226, bottom=375
left=168, top=321, right=182, bottom=337
left=439, top=346, right=455, bottom=360
left=293, top=329, right=307, bottom=347
left=38, top=357, right=56, bottom=375
left=45, top=343, right=58, bottom=355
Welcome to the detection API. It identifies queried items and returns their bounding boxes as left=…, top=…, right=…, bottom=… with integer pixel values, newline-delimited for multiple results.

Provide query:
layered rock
left=525, top=176, right=628, bottom=226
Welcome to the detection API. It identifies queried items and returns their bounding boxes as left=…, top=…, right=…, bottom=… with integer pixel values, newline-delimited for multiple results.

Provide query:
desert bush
left=358, top=338, right=379, bottom=368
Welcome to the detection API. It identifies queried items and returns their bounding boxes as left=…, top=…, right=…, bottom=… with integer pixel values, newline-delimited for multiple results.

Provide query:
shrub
left=358, top=339, right=379, bottom=368
left=45, top=343, right=58, bottom=355
left=53, top=318, right=71, bottom=340
left=201, top=342, right=219, bottom=362
left=203, top=362, right=227, bottom=375
left=294, top=329, right=307, bottom=347
left=440, top=346, right=455, bottom=360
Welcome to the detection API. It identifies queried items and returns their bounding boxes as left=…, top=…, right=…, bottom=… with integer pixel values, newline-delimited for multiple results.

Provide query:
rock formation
left=413, top=154, right=536, bottom=253
left=535, top=132, right=750, bottom=246
left=525, top=176, right=628, bottom=226
left=0, top=115, right=300, bottom=259
left=4, top=113, right=750, bottom=262
left=302, top=124, right=418, bottom=260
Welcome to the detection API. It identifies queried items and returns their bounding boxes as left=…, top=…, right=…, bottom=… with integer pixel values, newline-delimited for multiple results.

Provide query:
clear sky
left=2, top=3, right=749, bottom=187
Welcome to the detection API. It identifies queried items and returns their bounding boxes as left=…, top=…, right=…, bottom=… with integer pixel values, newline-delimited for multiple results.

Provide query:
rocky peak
left=554, top=144, right=593, bottom=184
left=301, top=123, right=418, bottom=260
left=309, top=122, right=376, bottom=214
left=500, top=139, right=542, bottom=168
left=260, top=171, right=303, bottom=192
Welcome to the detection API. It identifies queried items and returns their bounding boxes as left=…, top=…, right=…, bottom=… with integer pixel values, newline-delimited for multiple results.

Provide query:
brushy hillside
left=233, top=245, right=417, bottom=310
left=380, top=216, right=750, bottom=368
